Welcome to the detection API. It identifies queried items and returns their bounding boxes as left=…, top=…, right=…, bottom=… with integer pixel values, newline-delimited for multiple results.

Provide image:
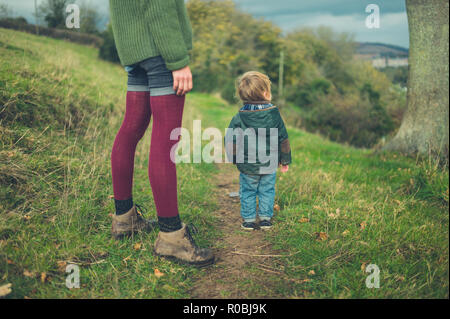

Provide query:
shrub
left=220, top=79, right=237, bottom=104
left=0, top=18, right=103, bottom=47
left=98, top=24, right=120, bottom=64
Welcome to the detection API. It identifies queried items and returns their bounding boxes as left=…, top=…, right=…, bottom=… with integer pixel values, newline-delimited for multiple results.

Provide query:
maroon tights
left=111, top=91, right=184, bottom=218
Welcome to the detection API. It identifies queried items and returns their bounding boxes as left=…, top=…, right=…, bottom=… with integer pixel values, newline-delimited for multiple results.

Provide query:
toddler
left=225, top=71, right=291, bottom=230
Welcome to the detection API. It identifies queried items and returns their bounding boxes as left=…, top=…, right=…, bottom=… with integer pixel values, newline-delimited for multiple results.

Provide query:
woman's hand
left=172, top=66, right=193, bottom=96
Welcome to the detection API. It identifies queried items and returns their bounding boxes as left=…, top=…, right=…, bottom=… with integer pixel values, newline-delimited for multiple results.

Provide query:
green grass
left=0, top=28, right=448, bottom=299
left=0, top=28, right=218, bottom=298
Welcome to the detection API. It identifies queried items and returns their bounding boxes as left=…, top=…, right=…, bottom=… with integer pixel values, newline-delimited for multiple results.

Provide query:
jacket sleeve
left=225, top=115, right=240, bottom=164
left=275, top=109, right=292, bottom=166
left=145, top=0, right=190, bottom=70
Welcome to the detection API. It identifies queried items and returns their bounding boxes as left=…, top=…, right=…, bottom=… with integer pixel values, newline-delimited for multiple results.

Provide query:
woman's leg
left=111, top=91, right=151, bottom=214
left=141, top=56, right=214, bottom=266
left=148, top=94, right=184, bottom=231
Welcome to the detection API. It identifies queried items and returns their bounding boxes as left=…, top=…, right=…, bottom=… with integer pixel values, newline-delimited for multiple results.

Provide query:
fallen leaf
left=360, top=221, right=367, bottom=230
left=361, top=262, right=368, bottom=271
left=133, top=242, right=142, bottom=251
left=0, top=283, right=12, bottom=297
left=273, top=204, right=280, bottom=212
left=108, top=195, right=114, bottom=199
left=40, top=272, right=47, bottom=283
left=328, top=208, right=341, bottom=219
left=342, top=230, right=350, bottom=236
left=23, top=270, right=34, bottom=278
left=23, top=215, right=31, bottom=221
left=154, top=269, right=164, bottom=278
left=297, top=278, right=311, bottom=283
left=7, top=259, right=14, bottom=265
left=299, top=217, right=310, bottom=223
left=315, top=232, right=328, bottom=241
left=308, top=270, right=316, bottom=276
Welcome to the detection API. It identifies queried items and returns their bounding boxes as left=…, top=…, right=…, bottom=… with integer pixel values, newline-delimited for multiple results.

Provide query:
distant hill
left=355, top=42, right=409, bottom=58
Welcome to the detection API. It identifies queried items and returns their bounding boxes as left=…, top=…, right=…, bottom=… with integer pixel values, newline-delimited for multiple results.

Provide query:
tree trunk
left=383, top=0, right=449, bottom=160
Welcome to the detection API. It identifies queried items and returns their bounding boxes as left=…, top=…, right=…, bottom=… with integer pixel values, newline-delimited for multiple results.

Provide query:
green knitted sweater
left=109, top=0, right=193, bottom=70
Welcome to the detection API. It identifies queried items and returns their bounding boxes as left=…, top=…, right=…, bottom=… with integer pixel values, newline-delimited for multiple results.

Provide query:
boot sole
left=154, top=250, right=215, bottom=268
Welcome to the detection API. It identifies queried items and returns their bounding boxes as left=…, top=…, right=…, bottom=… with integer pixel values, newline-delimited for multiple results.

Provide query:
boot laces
left=185, top=225, right=198, bottom=247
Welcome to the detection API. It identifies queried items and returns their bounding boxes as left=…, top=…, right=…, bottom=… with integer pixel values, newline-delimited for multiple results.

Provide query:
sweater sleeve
left=145, top=0, right=190, bottom=70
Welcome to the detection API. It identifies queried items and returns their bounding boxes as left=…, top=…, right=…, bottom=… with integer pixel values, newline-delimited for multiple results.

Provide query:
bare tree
left=383, top=0, right=449, bottom=161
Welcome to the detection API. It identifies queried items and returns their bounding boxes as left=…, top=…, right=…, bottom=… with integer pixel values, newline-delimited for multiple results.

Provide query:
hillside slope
left=0, top=28, right=448, bottom=299
left=356, top=42, right=409, bottom=57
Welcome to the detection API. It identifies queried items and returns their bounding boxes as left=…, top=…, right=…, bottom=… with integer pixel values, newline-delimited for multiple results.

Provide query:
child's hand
left=280, top=165, right=289, bottom=173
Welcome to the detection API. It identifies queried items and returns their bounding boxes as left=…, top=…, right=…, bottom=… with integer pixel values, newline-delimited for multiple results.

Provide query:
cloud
left=234, top=0, right=406, bottom=17
left=244, top=10, right=409, bottom=47
left=233, top=0, right=409, bottom=47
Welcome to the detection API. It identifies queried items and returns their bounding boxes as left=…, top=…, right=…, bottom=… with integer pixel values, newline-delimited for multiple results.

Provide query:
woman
left=109, top=0, right=214, bottom=267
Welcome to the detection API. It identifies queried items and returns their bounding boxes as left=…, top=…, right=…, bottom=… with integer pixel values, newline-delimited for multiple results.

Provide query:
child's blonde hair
left=236, top=71, right=272, bottom=103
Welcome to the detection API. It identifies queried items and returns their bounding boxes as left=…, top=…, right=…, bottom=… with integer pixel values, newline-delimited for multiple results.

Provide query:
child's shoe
left=241, top=221, right=257, bottom=231
left=259, top=219, right=273, bottom=230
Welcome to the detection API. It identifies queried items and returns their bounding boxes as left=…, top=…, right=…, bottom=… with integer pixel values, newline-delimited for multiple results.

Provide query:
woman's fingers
left=184, top=77, right=191, bottom=95
left=172, top=66, right=193, bottom=96
left=188, top=76, right=193, bottom=93
left=174, top=74, right=185, bottom=95
left=178, top=77, right=185, bottom=96
left=173, top=76, right=180, bottom=94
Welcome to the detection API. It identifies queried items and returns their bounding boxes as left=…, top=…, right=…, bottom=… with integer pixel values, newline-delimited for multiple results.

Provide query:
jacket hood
left=238, top=105, right=279, bottom=129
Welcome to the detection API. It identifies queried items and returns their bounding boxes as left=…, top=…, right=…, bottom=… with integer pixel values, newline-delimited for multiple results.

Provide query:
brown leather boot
left=154, top=223, right=215, bottom=267
left=111, top=205, right=156, bottom=239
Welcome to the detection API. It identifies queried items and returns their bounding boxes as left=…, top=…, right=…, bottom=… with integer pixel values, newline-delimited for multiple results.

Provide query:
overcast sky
left=2, top=0, right=409, bottom=48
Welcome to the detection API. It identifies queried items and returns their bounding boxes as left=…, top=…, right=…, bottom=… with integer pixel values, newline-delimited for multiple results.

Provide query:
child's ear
left=264, top=91, right=272, bottom=101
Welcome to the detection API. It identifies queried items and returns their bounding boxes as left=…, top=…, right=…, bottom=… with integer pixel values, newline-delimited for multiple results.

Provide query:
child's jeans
left=239, top=172, right=276, bottom=223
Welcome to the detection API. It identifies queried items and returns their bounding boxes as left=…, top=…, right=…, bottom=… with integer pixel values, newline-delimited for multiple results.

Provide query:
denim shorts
left=125, top=56, right=175, bottom=96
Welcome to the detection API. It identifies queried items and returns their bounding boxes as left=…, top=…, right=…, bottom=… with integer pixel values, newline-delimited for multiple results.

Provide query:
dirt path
left=190, top=164, right=286, bottom=299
